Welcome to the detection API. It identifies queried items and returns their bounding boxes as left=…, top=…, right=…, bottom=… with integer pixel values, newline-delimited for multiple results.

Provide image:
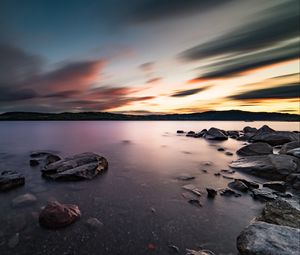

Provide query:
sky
left=0, top=0, right=299, bottom=114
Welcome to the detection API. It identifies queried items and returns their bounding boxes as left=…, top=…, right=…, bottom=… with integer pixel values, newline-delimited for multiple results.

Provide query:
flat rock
left=251, top=130, right=299, bottom=146
left=12, top=193, right=37, bottom=207
left=263, top=181, right=286, bottom=193
left=42, top=152, right=108, bottom=181
left=229, top=154, right=299, bottom=180
left=237, top=221, right=300, bottom=255
left=279, top=141, right=300, bottom=154
left=237, top=142, right=273, bottom=156
left=0, top=171, right=25, bottom=192
left=258, top=198, right=300, bottom=228
left=39, top=201, right=81, bottom=229
left=228, top=180, right=248, bottom=192
left=176, top=175, right=195, bottom=181
left=182, top=184, right=202, bottom=196
left=251, top=188, right=277, bottom=201
left=220, top=188, right=241, bottom=197
left=205, top=128, right=228, bottom=140
left=235, top=179, right=259, bottom=189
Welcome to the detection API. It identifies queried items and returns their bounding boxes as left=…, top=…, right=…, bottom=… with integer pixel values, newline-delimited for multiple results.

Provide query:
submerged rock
left=39, top=201, right=81, bottom=229
left=42, top=152, right=108, bottom=181
left=182, top=184, right=202, bottom=196
left=206, top=188, right=217, bottom=198
left=258, top=199, right=300, bottom=228
left=205, top=128, right=228, bottom=140
left=0, top=171, right=25, bottom=192
left=229, top=154, right=299, bottom=180
left=29, top=159, right=39, bottom=167
left=237, top=142, right=273, bottom=156
left=12, top=193, right=37, bottom=207
left=176, top=175, right=195, bottom=181
left=263, top=181, right=286, bottom=193
left=85, top=217, right=103, bottom=231
left=237, top=221, right=300, bottom=255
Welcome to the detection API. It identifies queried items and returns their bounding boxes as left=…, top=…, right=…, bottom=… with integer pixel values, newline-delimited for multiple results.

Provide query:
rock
left=188, top=199, right=202, bottom=207
left=237, top=142, right=273, bottom=156
left=225, top=151, right=233, bottom=156
left=8, top=233, right=19, bottom=248
left=186, top=131, right=196, bottom=137
left=287, top=148, right=300, bottom=158
left=228, top=180, right=248, bottom=192
left=186, top=249, right=215, bottom=255
left=0, top=171, right=25, bottom=192
left=279, top=141, right=300, bottom=154
left=177, top=130, right=184, bottom=134
left=229, top=154, right=299, bottom=180
left=217, top=147, right=225, bottom=151
left=237, top=221, right=300, bottom=255
left=251, top=129, right=299, bottom=146
left=39, top=201, right=81, bottom=229
left=227, top=130, right=239, bottom=138
left=29, top=159, right=39, bottom=166
left=199, top=129, right=207, bottom=137
left=176, top=175, right=195, bottom=181
left=243, top=126, right=258, bottom=133
left=206, top=188, right=217, bottom=198
left=258, top=199, right=300, bottom=228
left=30, top=151, right=58, bottom=158
left=251, top=188, right=277, bottom=201
left=12, top=193, right=37, bottom=207
left=42, top=152, right=108, bottom=181
left=182, top=184, right=202, bottom=196
left=205, top=128, right=228, bottom=140
left=286, top=173, right=300, bottom=190
left=263, top=181, right=286, bottom=193
left=220, top=188, right=241, bottom=197
left=214, top=173, right=221, bottom=176
left=236, top=179, right=259, bottom=189
left=220, top=169, right=235, bottom=174
left=45, top=154, right=61, bottom=165
left=85, top=217, right=103, bottom=231
left=168, top=244, right=179, bottom=253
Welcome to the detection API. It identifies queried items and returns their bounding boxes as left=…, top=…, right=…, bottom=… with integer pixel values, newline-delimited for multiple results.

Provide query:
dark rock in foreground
left=229, top=154, right=299, bottom=180
left=258, top=199, right=300, bottom=228
left=206, top=188, right=217, bottom=198
left=237, top=222, right=300, bottom=255
left=228, top=180, right=248, bottom=192
left=0, top=171, right=25, bottom=192
left=279, top=141, right=300, bottom=154
left=39, top=201, right=81, bottom=229
left=251, top=188, right=277, bottom=201
left=205, top=127, right=228, bottom=140
left=42, top=152, right=108, bottom=181
left=237, top=142, right=273, bottom=156
left=286, top=173, right=300, bottom=190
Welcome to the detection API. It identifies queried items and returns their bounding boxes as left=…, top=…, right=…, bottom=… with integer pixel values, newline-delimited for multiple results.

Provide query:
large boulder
left=243, top=126, right=258, bottom=134
left=205, top=128, right=228, bottom=140
left=237, top=142, right=273, bottom=156
left=258, top=199, right=300, bottom=228
left=237, top=221, right=300, bottom=255
left=251, top=130, right=299, bottom=146
left=39, top=201, right=81, bottom=229
left=287, top=148, right=300, bottom=158
left=0, top=171, right=25, bottom=191
left=279, top=141, right=300, bottom=154
left=229, top=154, right=299, bottom=180
left=42, top=152, right=108, bottom=181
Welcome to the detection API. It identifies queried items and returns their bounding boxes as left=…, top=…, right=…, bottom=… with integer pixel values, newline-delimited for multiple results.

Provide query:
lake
left=0, top=121, right=299, bottom=255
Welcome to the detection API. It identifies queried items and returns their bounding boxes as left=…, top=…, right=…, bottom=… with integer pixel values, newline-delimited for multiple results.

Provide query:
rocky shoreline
left=0, top=124, right=299, bottom=254
left=178, top=125, right=299, bottom=254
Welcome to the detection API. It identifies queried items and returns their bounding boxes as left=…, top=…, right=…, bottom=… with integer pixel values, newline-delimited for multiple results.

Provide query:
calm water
left=0, top=121, right=299, bottom=255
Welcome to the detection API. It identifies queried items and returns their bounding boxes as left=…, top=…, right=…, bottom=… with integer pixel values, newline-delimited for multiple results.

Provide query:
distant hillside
left=0, top=110, right=299, bottom=121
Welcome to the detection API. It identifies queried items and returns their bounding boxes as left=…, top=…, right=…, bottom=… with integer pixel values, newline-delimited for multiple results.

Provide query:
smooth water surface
left=0, top=121, right=299, bottom=255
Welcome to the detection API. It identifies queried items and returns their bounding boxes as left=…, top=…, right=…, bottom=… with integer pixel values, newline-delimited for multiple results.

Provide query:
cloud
left=171, top=86, right=211, bottom=97
left=40, top=60, right=105, bottom=92
left=146, top=77, right=162, bottom=84
left=130, top=0, right=234, bottom=22
left=139, top=62, right=155, bottom=72
left=229, top=83, right=300, bottom=100
left=0, top=86, right=38, bottom=102
left=193, top=40, right=299, bottom=80
left=180, top=0, right=299, bottom=60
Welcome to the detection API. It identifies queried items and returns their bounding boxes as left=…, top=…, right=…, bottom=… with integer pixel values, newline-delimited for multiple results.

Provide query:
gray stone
left=42, top=152, right=108, bottom=181
left=39, top=201, right=81, bottom=229
left=182, top=184, right=202, bottom=196
left=236, top=179, right=259, bottom=189
left=176, top=175, right=195, bottom=181
left=287, top=148, right=300, bottom=158
left=263, top=181, right=286, bottom=193
left=229, top=154, right=299, bottom=180
left=85, top=217, right=103, bottom=231
left=220, top=188, right=241, bottom=197
left=0, top=171, right=25, bottom=192
left=251, top=188, right=277, bottom=201
left=279, top=141, right=300, bottom=154
left=286, top=173, right=300, bottom=190
left=251, top=129, right=299, bottom=146
left=237, top=142, right=273, bottom=156
left=12, top=193, right=37, bottom=207
left=205, top=128, right=228, bottom=140
left=237, top=221, right=300, bottom=255
left=258, top=199, right=300, bottom=228
left=8, top=233, right=19, bottom=248
left=228, top=180, right=248, bottom=192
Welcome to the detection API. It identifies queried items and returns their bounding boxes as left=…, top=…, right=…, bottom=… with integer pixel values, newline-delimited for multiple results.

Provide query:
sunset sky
left=0, top=0, right=299, bottom=114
